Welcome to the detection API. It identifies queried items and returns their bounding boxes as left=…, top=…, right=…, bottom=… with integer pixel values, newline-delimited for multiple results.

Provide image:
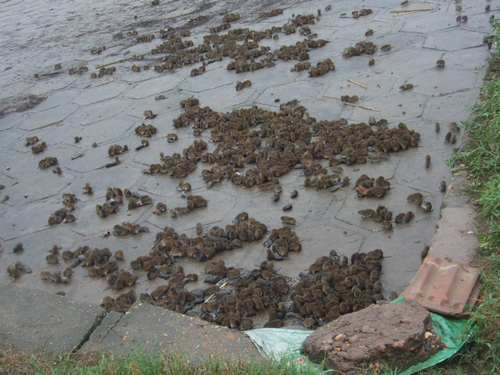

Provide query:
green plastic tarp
left=244, top=298, right=475, bottom=374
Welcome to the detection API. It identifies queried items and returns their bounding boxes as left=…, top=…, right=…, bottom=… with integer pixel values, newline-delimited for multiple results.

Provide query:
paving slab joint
left=71, top=309, right=108, bottom=354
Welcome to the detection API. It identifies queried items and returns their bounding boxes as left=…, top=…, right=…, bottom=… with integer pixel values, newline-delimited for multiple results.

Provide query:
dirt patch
left=302, top=299, right=442, bottom=374
left=0, top=94, right=46, bottom=117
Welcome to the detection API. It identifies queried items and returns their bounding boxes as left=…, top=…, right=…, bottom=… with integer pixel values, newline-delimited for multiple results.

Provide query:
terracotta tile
left=403, top=256, right=480, bottom=316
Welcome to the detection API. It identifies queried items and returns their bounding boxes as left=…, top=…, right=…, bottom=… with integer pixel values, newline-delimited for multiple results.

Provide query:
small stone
left=335, top=333, right=347, bottom=341
left=424, top=332, right=433, bottom=339
left=348, top=348, right=366, bottom=362
left=393, top=340, right=405, bottom=349
left=362, top=325, right=375, bottom=333
left=337, top=351, right=348, bottom=358
left=6, top=166, right=10, bottom=170
left=379, top=343, right=386, bottom=352
left=92, top=142, right=98, bottom=148
left=0, top=195, right=9, bottom=203
left=24, top=194, right=28, bottom=198
left=418, top=345, right=426, bottom=355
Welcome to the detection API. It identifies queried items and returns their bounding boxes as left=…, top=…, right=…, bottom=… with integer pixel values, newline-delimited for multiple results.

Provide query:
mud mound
left=302, top=299, right=442, bottom=373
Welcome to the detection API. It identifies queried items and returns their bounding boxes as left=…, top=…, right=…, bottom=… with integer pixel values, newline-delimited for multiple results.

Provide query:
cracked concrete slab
left=0, top=112, right=29, bottom=132
left=6, top=170, right=76, bottom=206
left=324, top=71, right=399, bottom=100
left=146, top=189, right=239, bottom=232
left=464, top=13, right=499, bottom=33
left=424, top=28, right=487, bottom=51
left=29, top=75, right=80, bottom=96
left=198, top=84, right=256, bottom=111
left=301, top=98, right=347, bottom=121
left=372, top=31, right=426, bottom=52
left=63, top=117, right=136, bottom=149
left=123, top=92, right=191, bottom=119
left=398, top=156, right=454, bottom=195
left=0, top=81, right=33, bottom=101
left=31, top=90, right=81, bottom=113
left=0, top=199, right=65, bottom=240
left=0, top=131, right=23, bottom=152
left=375, top=49, right=445, bottom=77
left=11, top=124, right=79, bottom=155
left=442, top=47, right=488, bottom=71
left=72, top=82, right=130, bottom=106
left=81, top=302, right=260, bottom=362
left=238, top=63, right=299, bottom=88
left=422, top=89, right=479, bottom=124
left=124, top=74, right=185, bottom=99
left=73, top=196, right=153, bottom=237
left=180, top=67, right=238, bottom=93
left=429, top=206, right=479, bottom=265
left=67, top=98, right=134, bottom=126
left=66, top=144, right=134, bottom=173
left=411, top=69, right=483, bottom=96
left=292, top=220, right=366, bottom=270
left=0, top=225, right=79, bottom=287
left=343, top=92, right=427, bottom=122
left=19, top=104, right=79, bottom=131
left=334, top=20, right=396, bottom=41
left=0, top=283, right=105, bottom=354
left=400, top=14, right=459, bottom=34
left=0, top=145, right=76, bottom=180
left=256, top=81, right=324, bottom=107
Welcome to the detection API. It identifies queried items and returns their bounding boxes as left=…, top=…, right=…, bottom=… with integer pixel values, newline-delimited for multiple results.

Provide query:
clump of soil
left=302, top=299, right=442, bottom=374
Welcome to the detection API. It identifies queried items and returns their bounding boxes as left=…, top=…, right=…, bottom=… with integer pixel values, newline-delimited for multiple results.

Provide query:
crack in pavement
left=70, top=309, right=109, bottom=354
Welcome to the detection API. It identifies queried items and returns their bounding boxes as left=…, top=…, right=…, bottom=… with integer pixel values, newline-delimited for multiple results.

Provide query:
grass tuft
left=450, top=19, right=500, bottom=375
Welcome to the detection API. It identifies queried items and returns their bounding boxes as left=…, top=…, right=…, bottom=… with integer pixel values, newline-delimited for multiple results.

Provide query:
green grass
left=450, top=19, right=500, bottom=375
left=0, top=349, right=326, bottom=375
left=2, top=346, right=479, bottom=375
left=0, top=347, right=415, bottom=375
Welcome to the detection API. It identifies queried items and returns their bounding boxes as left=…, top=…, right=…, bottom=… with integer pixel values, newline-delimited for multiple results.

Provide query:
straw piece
left=342, top=102, right=380, bottom=112
left=390, top=8, right=433, bottom=13
left=347, top=78, right=367, bottom=89
left=205, top=280, right=228, bottom=303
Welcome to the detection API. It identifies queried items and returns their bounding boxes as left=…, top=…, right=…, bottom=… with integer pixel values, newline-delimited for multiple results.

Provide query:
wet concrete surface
left=81, top=301, right=260, bottom=361
left=428, top=168, right=481, bottom=265
left=0, top=282, right=105, bottom=354
left=0, top=0, right=492, bottom=333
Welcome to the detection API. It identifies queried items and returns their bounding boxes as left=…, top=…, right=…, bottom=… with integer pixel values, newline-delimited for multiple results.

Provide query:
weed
left=450, top=19, right=500, bottom=374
